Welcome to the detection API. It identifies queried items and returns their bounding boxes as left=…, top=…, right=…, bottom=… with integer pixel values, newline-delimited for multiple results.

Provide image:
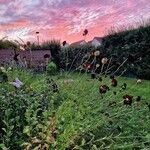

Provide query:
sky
left=0, top=0, right=150, bottom=44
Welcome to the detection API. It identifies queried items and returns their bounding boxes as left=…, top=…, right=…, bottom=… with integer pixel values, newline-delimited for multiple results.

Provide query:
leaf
left=2, top=120, right=7, bottom=126
left=146, top=134, right=150, bottom=142
left=0, top=144, right=5, bottom=148
left=23, top=126, right=30, bottom=136
left=2, top=128, right=6, bottom=133
left=81, top=138, right=86, bottom=146
left=92, top=144, right=98, bottom=150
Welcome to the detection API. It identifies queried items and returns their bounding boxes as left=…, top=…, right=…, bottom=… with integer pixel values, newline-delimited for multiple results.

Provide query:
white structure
left=71, top=40, right=87, bottom=46
left=89, top=37, right=103, bottom=47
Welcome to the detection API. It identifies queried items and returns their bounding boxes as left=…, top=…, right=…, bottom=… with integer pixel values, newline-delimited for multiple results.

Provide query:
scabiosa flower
left=83, top=63, right=91, bottom=69
left=96, top=64, right=100, bottom=68
left=83, top=29, right=88, bottom=36
left=94, top=51, right=100, bottom=56
left=26, top=41, right=31, bottom=46
left=99, top=85, right=110, bottom=97
left=101, top=57, right=108, bottom=64
left=123, top=94, right=133, bottom=106
left=111, top=78, right=118, bottom=87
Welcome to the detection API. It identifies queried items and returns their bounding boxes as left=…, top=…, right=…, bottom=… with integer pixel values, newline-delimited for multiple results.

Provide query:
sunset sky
left=0, top=0, right=150, bottom=44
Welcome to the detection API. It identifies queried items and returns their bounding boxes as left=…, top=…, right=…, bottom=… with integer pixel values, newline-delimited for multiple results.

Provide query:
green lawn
left=0, top=68, right=150, bottom=150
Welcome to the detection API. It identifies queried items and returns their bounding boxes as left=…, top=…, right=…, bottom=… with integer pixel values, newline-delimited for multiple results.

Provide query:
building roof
left=93, top=37, right=103, bottom=41
left=70, top=40, right=87, bottom=46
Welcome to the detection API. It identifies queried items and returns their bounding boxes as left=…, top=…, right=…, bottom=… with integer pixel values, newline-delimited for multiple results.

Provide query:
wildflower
left=94, top=51, right=100, bottom=56
left=62, top=41, right=67, bottom=46
left=26, top=41, right=31, bottom=46
left=83, top=63, right=91, bottom=69
left=99, top=85, right=110, bottom=98
left=137, top=79, right=142, bottom=84
left=10, top=78, right=23, bottom=89
left=96, top=64, right=100, bottom=68
left=123, top=94, right=133, bottom=106
left=83, top=29, right=88, bottom=36
left=101, top=57, right=108, bottom=64
left=111, top=78, right=118, bottom=87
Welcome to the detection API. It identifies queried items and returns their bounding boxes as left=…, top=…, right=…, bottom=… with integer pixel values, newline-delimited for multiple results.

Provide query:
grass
left=0, top=68, right=150, bottom=150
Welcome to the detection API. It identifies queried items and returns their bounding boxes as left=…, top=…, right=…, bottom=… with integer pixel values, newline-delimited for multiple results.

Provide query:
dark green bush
left=102, top=24, right=150, bottom=79
left=46, top=62, right=57, bottom=75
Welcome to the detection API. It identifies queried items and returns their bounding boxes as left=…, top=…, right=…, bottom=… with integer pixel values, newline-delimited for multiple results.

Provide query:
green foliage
left=46, top=62, right=57, bottom=75
left=102, top=24, right=150, bottom=79
left=0, top=67, right=150, bottom=150
left=0, top=68, right=8, bottom=83
left=42, top=40, right=61, bottom=69
left=60, top=44, right=95, bottom=71
left=0, top=40, right=18, bottom=50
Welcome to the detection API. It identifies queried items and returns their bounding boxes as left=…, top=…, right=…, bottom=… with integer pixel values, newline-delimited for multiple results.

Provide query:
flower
left=111, top=78, right=118, bottom=87
left=137, top=79, right=142, bottom=84
left=96, top=64, right=100, bottom=68
left=99, top=85, right=110, bottom=94
left=10, top=78, right=23, bottom=89
left=83, top=29, right=88, bottom=36
left=101, top=57, right=108, bottom=64
left=123, top=94, right=133, bottom=106
left=83, top=63, right=91, bottom=69
left=26, top=41, right=31, bottom=46
left=94, top=51, right=100, bottom=56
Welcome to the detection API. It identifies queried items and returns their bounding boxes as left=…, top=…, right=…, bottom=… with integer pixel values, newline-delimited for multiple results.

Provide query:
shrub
left=102, top=23, right=150, bottom=79
left=60, top=44, right=95, bottom=71
left=0, top=39, right=18, bottom=50
left=46, top=62, right=57, bottom=75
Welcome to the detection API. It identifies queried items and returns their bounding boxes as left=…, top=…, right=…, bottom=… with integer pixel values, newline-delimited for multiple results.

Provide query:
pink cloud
left=0, top=0, right=150, bottom=43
